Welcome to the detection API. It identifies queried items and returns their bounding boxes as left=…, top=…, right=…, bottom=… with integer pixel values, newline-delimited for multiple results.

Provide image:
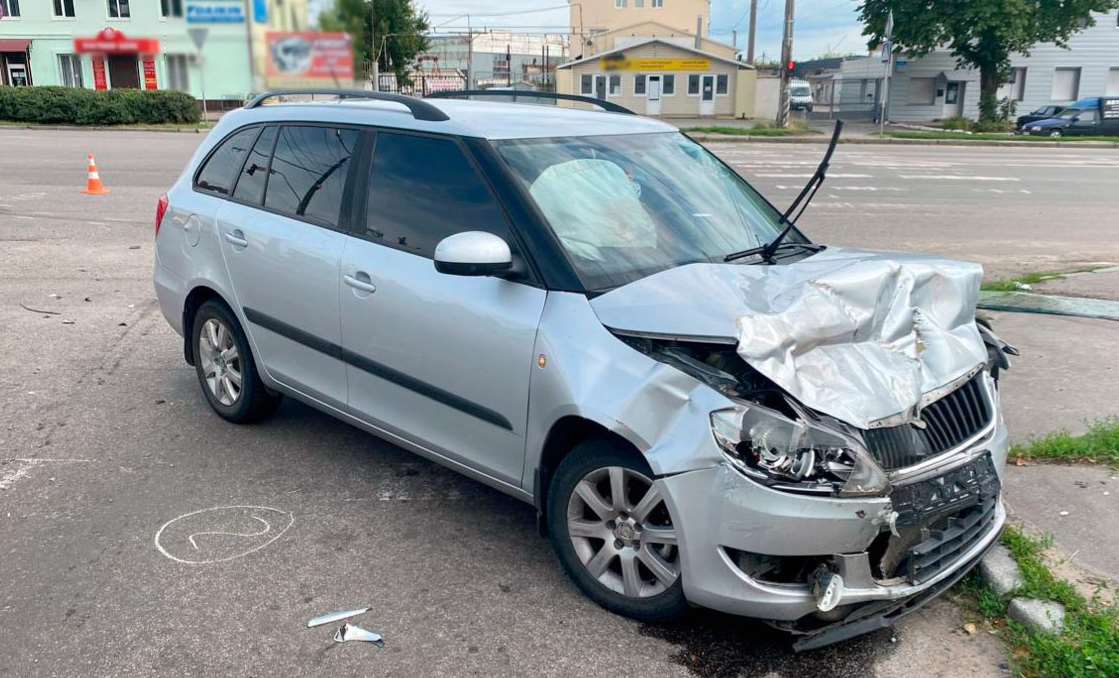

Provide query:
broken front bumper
left=659, top=412, right=1008, bottom=630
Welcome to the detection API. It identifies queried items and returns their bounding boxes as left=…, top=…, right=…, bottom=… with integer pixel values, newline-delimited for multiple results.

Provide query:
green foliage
left=0, top=86, right=199, bottom=125
left=858, top=0, right=1119, bottom=121
left=941, top=116, right=972, bottom=130
left=319, top=0, right=429, bottom=82
left=1011, top=418, right=1119, bottom=465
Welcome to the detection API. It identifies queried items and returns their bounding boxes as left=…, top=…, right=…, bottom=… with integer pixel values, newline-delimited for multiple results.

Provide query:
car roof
left=219, top=97, right=677, bottom=141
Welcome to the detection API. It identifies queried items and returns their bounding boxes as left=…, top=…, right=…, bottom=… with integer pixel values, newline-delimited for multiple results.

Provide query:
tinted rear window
left=196, top=127, right=259, bottom=195
left=232, top=126, right=277, bottom=205
left=264, top=125, right=359, bottom=228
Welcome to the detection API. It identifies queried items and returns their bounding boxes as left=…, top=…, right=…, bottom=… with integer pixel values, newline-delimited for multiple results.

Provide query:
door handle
left=344, top=272, right=377, bottom=294
left=224, top=230, right=248, bottom=248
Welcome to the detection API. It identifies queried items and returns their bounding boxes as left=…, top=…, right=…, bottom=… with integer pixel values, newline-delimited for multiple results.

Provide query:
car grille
left=890, top=452, right=1002, bottom=585
left=863, top=373, right=992, bottom=471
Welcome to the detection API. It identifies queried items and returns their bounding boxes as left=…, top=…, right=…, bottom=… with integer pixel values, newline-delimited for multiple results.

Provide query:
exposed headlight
left=710, top=404, right=889, bottom=497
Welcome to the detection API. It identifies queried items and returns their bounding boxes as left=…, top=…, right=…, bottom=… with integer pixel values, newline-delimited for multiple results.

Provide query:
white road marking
left=899, top=174, right=1020, bottom=182
left=0, top=458, right=92, bottom=491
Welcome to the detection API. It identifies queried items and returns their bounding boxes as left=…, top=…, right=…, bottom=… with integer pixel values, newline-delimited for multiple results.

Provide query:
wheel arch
left=181, top=285, right=234, bottom=366
left=533, top=415, right=642, bottom=536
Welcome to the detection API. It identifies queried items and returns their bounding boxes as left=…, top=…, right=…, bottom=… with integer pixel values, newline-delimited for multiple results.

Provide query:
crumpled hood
left=590, top=247, right=988, bottom=429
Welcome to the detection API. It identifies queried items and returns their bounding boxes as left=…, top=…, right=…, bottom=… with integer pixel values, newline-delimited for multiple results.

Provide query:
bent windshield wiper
left=725, top=120, right=843, bottom=263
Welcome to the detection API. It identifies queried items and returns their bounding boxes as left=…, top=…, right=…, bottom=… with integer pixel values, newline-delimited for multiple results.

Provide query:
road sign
left=188, top=27, right=210, bottom=51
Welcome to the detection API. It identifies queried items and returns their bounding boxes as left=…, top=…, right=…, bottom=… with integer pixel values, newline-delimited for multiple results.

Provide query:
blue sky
left=311, top=0, right=868, bottom=61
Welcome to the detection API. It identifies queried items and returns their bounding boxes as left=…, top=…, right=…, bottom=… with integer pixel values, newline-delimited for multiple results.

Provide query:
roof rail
left=426, top=90, right=636, bottom=115
left=244, top=89, right=450, bottom=122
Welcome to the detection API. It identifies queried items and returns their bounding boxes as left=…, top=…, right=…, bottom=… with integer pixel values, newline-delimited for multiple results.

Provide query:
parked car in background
left=789, top=79, right=814, bottom=111
left=1023, top=97, right=1119, bottom=137
left=1015, top=105, right=1065, bottom=129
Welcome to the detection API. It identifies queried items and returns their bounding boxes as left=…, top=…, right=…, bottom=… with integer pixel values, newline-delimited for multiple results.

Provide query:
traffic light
left=787, top=60, right=797, bottom=74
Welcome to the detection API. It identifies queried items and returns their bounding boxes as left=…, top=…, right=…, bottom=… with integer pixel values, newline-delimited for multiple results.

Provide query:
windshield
left=496, top=132, right=789, bottom=291
left=790, top=86, right=811, bottom=97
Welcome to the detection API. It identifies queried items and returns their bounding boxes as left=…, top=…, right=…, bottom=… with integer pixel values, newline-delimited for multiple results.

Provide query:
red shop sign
left=92, top=56, right=108, bottom=91
left=75, top=28, right=160, bottom=55
left=142, top=55, right=158, bottom=90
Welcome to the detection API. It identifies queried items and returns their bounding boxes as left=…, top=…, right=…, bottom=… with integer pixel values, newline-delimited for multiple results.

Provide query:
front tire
left=192, top=300, right=281, bottom=424
left=547, top=439, right=688, bottom=622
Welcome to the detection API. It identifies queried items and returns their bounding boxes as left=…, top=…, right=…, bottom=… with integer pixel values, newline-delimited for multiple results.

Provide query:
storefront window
left=687, top=74, right=700, bottom=95
left=634, top=74, right=646, bottom=95
left=662, top=74, right=675, bottom=94
left=59, top=54, right=83, bottom=87
left=716, top=74, right=728, bottom=94
left=580, top=74, right=593, bottom=95
left=166, top=54, right=190, bottom=91
left=608, top=74, right=621, bottom=96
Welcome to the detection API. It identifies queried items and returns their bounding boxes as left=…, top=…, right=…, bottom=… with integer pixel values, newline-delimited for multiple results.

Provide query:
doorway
left=699, top=74, right=715, bottom=116
left=3, top=53, right=30, bottom=86
left=107, top=55, right=140, bottom=89
left=594, top=74, right=607, bottom=101
left=646, top=75, right=662, bottom=116
left=944, top=81, right=965, bottom=118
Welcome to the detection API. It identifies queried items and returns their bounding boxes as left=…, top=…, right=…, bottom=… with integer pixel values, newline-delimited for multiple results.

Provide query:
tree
left=319, top=0, right=429, bottom=83
left=858, top=0, right=1119, bottom=122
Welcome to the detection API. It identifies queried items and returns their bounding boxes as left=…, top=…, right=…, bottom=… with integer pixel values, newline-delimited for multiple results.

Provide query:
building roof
left=557, top=37, right=753, bottom=70
left=219, top=97, right=676, bottom=141
left=591, top=20, right=737, bottom=51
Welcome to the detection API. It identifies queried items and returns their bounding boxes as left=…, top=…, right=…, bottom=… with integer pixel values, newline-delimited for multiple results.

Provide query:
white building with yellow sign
left=556, top=0, right=754, bottom=118
left=556, top=37, right=755, bottom=118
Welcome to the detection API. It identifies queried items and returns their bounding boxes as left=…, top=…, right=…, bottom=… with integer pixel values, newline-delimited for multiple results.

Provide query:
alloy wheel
left=566, top=466, right=680, bottom=598
left=198, top=318, right=242, bottom=407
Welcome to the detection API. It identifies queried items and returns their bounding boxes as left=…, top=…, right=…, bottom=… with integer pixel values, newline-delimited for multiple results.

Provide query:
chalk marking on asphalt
left=154, top=505, right=294, bottom=565
left=899, top=174, right=1020, bottom=182
left=188, top=515, right=271, bottom=551
left=0, top=458, right=92, bottom=491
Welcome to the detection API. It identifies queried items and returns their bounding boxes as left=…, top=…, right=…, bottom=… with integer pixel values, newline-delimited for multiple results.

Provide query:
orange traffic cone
left=83, top=153, right=110, bottom=195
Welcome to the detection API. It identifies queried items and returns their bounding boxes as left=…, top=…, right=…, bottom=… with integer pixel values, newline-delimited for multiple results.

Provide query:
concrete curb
left=687, top=133, right=1119, bottom=149
left=1008, top=598, right=1067, bottom=635
left=0, top=123, right=211, bottom=134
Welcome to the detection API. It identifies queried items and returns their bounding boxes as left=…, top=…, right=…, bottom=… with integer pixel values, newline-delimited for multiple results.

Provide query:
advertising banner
left=266, top=32, right=354, bottom=85
left=186, top=1, right=246, bottom=24
left=143, top=56, right=158, bottom=90
left=92, top=56, right=108, bottom=91
left=600, top=56, right=711, bottom=72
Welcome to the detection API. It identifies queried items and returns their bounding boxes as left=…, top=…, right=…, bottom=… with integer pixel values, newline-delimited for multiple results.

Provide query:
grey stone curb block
left=979, top=544, right=1025, bottom=596
left=1008, top=598, right=1067, bottom=635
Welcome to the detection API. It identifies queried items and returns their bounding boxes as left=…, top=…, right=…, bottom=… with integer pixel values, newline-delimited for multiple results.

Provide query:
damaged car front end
left=506, top=122, right=1016, bottom=650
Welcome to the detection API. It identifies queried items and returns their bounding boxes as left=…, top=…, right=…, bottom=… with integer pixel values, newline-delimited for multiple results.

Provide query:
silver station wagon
left=154, top=90, right=1015, bottom=650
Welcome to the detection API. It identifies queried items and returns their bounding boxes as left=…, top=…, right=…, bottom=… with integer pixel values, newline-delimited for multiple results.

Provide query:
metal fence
left=374, top=73, right=467, bottom=96
left=805, top=77, right=882, bottom=122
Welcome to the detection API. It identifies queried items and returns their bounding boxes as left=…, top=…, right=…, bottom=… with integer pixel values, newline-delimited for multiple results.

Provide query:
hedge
left=0, top=86, right=201, bottom=125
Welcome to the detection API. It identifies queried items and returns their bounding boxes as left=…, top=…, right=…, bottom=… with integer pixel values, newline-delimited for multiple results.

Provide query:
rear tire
left=192, top=300, right=281, bottom=424
left=547, top=439, right=689, bottom=622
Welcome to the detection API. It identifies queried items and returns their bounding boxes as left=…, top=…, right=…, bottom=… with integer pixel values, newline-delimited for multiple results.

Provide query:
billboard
left=266, top=32, right=354, bottom=86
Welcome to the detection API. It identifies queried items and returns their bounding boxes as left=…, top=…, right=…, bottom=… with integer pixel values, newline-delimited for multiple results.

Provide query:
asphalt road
left=3, top=128, right=1117, bottom=677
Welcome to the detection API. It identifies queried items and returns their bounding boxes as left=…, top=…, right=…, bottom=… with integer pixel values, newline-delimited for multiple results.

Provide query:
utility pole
left=732, top=30, right=737, bottom=51
left=746, top=0, right=758, bottom=65
left=369, top=0, right=378, bottom=91
left=465, top=15, right=473, bottom=90
left=776, top=0, right=795, bottom=127
left=879, top=10, right=895, bottom=136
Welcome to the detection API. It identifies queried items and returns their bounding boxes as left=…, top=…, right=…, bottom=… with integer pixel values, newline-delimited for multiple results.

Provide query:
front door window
left=701, top=75, right=715, bottom=102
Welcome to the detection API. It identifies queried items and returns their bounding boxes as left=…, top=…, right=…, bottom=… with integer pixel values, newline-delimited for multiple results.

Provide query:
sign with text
left=92, top=56, right=108, bottom=91
left=1103, top=97, right=1119, bottom=119
left=75, top=28, right=160, bottom=55
left=186, top=1, right=245, bottom=24
left=266, top=32, right=353, bottom=85
left=600, top=56, right=711, bottom=72
left=143, top=55, right=158, bottom=90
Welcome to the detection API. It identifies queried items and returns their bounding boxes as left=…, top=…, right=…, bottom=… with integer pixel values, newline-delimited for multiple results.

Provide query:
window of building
left=365, top=133, right=512, bottom=259
left=652, top=0, right=663, bottom=6
left=166, top=54, right=189, bottom=91
left=635, top=0, right=644, bottom=6
left=58, top=54, right=82, bottom=87
left=53, top=0, right=75, bottom=17
left=1007, top=67, right=1027, bottom=101
left=608, top=74, right=621, bottom=95
left=232, top=126, right=277, bottom=206
left=1107, top=68, right=1119, bottom=97
left=580, top=74, right=593, bottom=95
left=716, top=74, right=728, bottom=94
left=634, top=74, right=646, bottom=95
left=107, top=0, right=130, bottom=18
left=615, top=0, right=626, bottom=7
left=1051, top=67, right=1080, bottom=101
left=265, top=126, right=358, bottom=228
left=0, top=0, right=20, bottom=17
left=662, top=74, right=675, bottom=94
left=687, top=74, right=700, bottom=95
left=160, top=0, right=183, bottom=18
left=907, top=77, right=936, bottom=105
left=196, top=128, right=260, bottom=196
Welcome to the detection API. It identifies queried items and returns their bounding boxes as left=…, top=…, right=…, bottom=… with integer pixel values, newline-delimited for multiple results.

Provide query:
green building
left=0, top=1, right=308, bottom=104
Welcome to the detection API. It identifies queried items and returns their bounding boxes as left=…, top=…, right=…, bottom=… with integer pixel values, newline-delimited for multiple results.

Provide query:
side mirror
left=434, top=231, right=513, bottom=277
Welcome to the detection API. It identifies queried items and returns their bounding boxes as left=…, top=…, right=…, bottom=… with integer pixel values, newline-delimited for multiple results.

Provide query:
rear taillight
left=155, top=193, right=169, bottom=238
